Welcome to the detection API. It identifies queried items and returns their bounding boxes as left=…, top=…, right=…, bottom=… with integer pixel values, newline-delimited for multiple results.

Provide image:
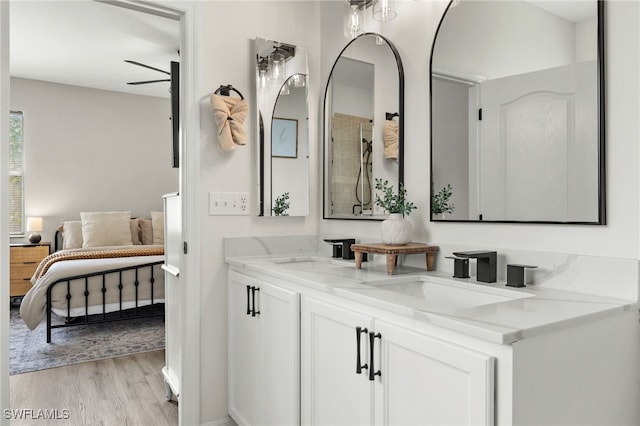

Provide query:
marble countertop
left=225, top=253, right=639, bottom=345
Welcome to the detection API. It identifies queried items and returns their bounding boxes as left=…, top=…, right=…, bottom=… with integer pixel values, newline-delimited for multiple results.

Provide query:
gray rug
left=10, top=304, right=165, bottom=375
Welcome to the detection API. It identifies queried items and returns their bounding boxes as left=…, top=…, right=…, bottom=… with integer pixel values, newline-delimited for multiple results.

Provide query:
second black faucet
left=452, top=250, right=497, bottom=283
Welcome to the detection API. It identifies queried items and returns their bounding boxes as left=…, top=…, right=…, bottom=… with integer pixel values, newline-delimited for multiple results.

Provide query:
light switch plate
left=209, top=192, right=250, bottom=216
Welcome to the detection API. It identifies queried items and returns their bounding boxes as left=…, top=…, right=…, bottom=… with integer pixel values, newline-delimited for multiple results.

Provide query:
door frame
left=0, top=1, right=201, bottom=425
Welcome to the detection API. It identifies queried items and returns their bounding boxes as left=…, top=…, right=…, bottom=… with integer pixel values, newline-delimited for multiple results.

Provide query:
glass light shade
left=344, top=4, right=362, bottom=39
left=279, top=83, right=290, bottom=95
left=258, top=69, right=268, bottom=90
left=372, top=0, right=397, bottom=21
left=291, top=74, right=306, bottom=88
left=26, top=216, right=43, bottom=232
left=269, top=53, right=285, bottom=82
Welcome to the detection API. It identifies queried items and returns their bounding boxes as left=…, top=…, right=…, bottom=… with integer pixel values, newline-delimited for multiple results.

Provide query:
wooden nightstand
left=10, top=242, right=50, bottom=297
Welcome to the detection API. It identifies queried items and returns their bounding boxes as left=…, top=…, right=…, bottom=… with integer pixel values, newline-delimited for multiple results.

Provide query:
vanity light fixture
left=372, top=0, right=397, bottom=21
left=255, top=43, right=296, bottom=86
left=344, top=0, right=396, bottom=39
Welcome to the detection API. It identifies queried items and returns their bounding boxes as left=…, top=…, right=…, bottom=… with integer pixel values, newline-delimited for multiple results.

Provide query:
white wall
left=9, top=77, right=178, bottom=245
left=197, top=2, right=320, bottom=422
left=431, top=77, right=469, bottom=220
left=195, top=1, right=639, bottom=424
left=433, top=0, right=575, bottom=79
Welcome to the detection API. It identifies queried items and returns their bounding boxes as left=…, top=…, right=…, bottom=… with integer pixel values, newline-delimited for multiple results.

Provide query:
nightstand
left=10, top=242, right=50, bottom=298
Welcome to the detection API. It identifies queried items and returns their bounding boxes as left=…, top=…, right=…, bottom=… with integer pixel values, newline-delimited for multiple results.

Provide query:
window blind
left=9, top=111, right=24, bottom=235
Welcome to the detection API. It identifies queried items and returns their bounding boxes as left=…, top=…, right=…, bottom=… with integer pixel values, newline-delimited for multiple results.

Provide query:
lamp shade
left=27, top=216, right=43, bottom=232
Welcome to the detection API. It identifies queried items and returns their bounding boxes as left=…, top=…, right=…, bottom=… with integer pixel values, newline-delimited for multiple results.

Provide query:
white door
left=258, top=281, right=300, bottom=426
left=302, top=296, right=374, bottom=426
left=373, top=319, right=495, bottom=426
left=162, top=192, right=181, bottom=400
left=478, top=62, right=597, bottom=221
left=228, top=272, right=259, bottom=426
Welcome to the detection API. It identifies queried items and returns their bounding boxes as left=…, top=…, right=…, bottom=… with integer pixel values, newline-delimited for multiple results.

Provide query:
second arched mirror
left=323, top=32, right=404, bottom=220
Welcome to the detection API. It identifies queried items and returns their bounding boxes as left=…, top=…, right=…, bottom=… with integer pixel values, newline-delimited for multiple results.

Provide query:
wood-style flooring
left=9, top=350, right=178, bottom=426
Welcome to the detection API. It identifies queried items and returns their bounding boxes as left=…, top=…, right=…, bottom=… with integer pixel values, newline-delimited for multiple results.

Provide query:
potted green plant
left=374, top=179, right=417, bottom=245
left=431, top=184, right=455, bottom=218
left=272, top=192, right=290, bottom=216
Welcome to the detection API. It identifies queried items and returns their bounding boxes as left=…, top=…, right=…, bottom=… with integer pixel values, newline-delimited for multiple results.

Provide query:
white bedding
left=20, top=245, right=165, bottom=330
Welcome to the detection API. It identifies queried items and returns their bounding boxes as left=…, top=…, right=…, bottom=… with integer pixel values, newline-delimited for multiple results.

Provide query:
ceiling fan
left=125, top=59, right=171, bottom=85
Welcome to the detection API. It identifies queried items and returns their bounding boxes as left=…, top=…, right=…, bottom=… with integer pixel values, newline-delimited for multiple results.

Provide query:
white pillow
left=150, top=211, right=164, bottom=245
left=139, top=218, right=154, bottom=245
left=130, top=218, right=142, bottom=245
left=62, top=220, right=83, bottom=250
left=80, top=211, right=133, bottom=248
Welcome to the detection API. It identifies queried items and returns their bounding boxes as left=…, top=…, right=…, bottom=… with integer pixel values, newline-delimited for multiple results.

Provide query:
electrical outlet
left=209, top=192, right=250, bottom=216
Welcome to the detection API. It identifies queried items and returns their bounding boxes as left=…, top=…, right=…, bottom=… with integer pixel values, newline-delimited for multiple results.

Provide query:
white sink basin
left=366, top=276, right=534, bottom=308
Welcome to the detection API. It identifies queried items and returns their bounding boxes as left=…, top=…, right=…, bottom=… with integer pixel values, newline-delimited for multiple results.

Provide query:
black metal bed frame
left=45, top=257, right=164, bottom=343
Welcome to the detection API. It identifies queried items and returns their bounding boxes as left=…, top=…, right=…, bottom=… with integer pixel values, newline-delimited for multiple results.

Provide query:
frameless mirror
left=430, top=0, right=605, bottom=224
left=255, top=37, right=309, bottom=217
left=323, top=32, right=404, bottom=220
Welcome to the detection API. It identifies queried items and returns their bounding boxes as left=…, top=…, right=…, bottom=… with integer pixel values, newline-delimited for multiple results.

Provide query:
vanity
left=225, top=237, right=640, bottom=426
left=227, top=2, right=636, bottom=425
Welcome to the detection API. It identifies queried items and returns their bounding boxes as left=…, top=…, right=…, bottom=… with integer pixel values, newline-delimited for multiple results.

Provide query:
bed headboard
left=54, top=230, right=63, bottom=252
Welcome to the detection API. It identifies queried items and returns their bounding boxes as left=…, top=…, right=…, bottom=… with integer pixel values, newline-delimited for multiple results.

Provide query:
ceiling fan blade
left=124, top=60, right=170, bottom=75
left=127, top=79, right=171, bottom=85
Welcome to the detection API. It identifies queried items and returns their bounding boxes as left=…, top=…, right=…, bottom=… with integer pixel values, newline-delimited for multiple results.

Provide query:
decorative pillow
left=130, top=218, right=142, bottom=245
left=150, top=211, right=164, bottom=245
left=139, top=218, right=154, bottom=245
left=80, top=211, right=133, bottom=248
left=61, top=220, right=83, bottom=250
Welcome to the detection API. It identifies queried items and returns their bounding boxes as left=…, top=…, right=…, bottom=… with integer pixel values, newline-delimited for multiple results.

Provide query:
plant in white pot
left=374, top=179, right=417, bottom=245
left=431, top=184, right=455, bottom=219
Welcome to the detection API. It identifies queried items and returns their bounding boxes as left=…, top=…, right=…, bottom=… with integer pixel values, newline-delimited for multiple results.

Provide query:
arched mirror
left=430, top=0, right=605, bottom=224
left=323, top=32, right=404, bottom=220
left=255, top=37, right=309, bottom=217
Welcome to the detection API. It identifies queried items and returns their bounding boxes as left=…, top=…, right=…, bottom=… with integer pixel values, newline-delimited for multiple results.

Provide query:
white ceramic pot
left=380, top=213, right=412, bottom=245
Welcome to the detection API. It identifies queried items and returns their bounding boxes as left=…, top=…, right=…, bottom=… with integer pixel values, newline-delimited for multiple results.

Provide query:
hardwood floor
left=9, top=350, right=178, bottom=426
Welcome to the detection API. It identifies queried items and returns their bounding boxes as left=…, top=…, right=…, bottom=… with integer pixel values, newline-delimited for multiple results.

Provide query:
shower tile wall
left=332, top=113, right=373, bottom=215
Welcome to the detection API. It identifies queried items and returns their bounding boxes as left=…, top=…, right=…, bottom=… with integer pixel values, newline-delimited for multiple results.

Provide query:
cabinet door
left=258, top=281, right=300, bottom=425
left=373, top=319, right=495, bottom=426
left=302, top=296, right=374, bottom=426
left=228, top=272, right=259, bottom=426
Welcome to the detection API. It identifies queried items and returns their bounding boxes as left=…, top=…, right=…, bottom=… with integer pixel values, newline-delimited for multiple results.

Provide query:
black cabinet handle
left=368, top=332, right=382, bottom=381
left=246, top=285, right=251, bottom=315
left=251, top=286, right=260, bottom=317
left=355, top=326, right=369, bottom=374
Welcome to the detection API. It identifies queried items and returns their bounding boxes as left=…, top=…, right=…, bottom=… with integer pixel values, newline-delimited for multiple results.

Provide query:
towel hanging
left=210, top=87, right=248, bottom=151
left=215, top=84, right=244, bottom=100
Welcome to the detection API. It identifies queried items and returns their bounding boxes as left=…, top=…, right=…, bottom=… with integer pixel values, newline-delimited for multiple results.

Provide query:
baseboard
left=201, top=415, right=236, bottom=426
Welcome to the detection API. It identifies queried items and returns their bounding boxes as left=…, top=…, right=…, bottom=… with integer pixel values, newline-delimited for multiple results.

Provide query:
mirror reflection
left=255, top=37, right=309, bottom=217
left=430, top=0, right=604, bottom=224
left=324, top=32, right=404, bottom=220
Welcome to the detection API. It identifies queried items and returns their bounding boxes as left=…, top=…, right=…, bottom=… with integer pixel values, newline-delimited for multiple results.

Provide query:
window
left=10, top=111, right=24, bottom=235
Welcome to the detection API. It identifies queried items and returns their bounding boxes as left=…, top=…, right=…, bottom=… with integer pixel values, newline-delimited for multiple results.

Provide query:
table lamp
left=26, top=216, right=43, bottom=243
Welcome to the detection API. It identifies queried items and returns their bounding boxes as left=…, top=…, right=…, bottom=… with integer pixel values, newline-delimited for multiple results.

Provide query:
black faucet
left=324, top=238, right=356, bottom=260
left=452, top=250, right=497, bottom=283
left=506, top=264, right=537, bottom=288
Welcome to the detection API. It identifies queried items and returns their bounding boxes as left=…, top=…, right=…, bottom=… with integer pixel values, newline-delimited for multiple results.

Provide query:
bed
left=19, top=211, right=166, bottom=343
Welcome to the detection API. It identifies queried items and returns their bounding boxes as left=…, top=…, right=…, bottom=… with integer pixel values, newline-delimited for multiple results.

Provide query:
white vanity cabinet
left=228, top=270, right=300, bottom=426
left=301, top=295, right=495, bottom=426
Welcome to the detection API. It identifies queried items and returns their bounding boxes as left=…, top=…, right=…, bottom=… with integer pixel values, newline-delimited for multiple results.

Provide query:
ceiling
left=10, top=1, right=180, bottom=99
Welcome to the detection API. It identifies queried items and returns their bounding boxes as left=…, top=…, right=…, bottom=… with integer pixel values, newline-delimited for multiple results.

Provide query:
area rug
left=10, top=305, right=165, bottom=375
